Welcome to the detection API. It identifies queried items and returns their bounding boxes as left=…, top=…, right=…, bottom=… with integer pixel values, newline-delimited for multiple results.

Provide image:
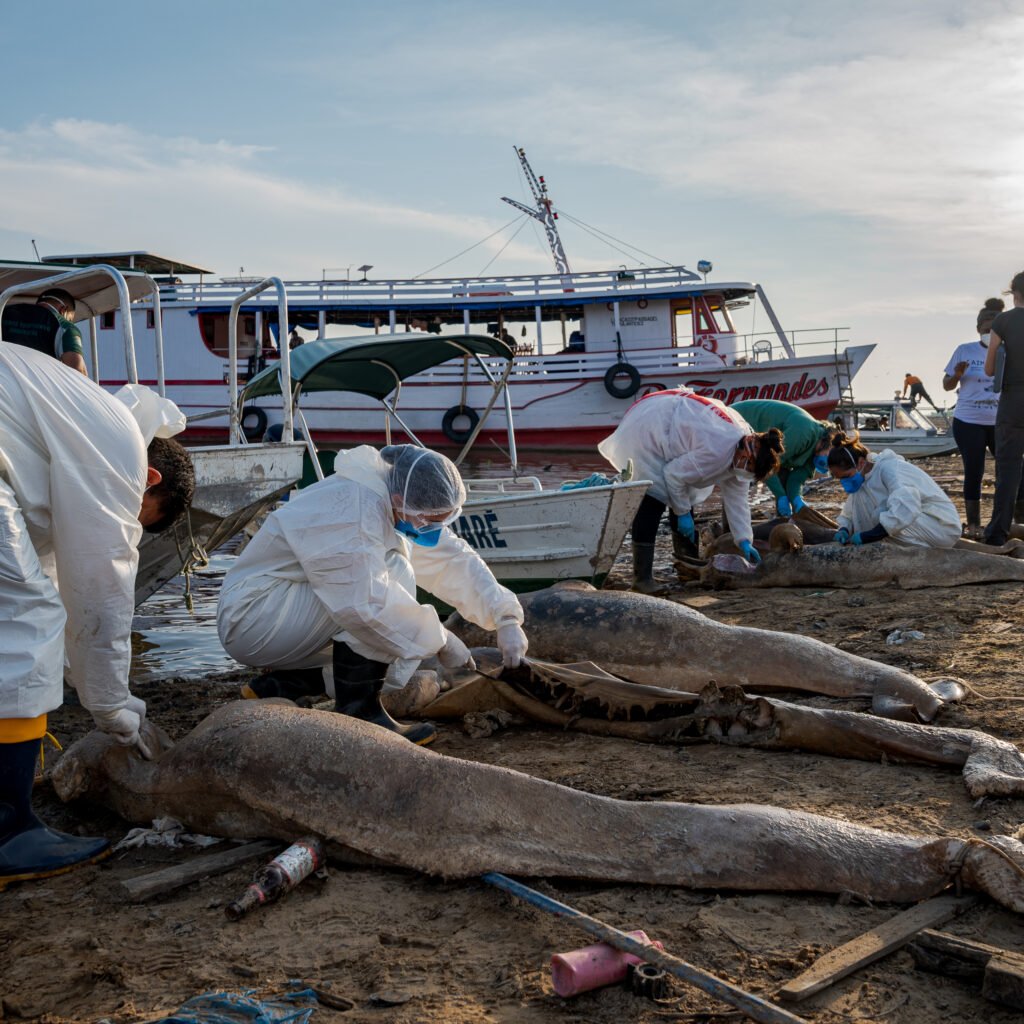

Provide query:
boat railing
left=162, top=264, right=709, bottom=306
left=226, top=278, right=292, bottom=446
left=463, top=476, right=545, bottom=494
left=0, top=264, right=168, bottom=390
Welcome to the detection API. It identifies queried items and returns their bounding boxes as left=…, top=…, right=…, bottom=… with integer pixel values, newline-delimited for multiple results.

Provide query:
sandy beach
left=4, top=453, right=1024, bottom=1024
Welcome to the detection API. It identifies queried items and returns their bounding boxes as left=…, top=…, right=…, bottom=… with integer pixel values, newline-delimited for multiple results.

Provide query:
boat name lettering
left=618, top=315, right=659, bottom=328
left=454, top=511, right=507, bottom=550
left=684, top=372, right=830, bottom=405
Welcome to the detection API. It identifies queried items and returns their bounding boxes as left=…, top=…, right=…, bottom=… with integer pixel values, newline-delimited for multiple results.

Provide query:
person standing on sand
left=983, top=271, right=1024, bottom=545
left=942, top=298, right=1010, bottom=538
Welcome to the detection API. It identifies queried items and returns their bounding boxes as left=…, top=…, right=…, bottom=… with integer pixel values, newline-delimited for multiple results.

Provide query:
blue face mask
left=813, top=454, right=829, bottom=475
left=395, top=519, right=444, bottom=547
left=840, top=472, right=865, bottom=494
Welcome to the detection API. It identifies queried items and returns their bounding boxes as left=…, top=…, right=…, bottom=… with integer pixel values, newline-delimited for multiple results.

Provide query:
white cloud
left=0, top=119, right=546, bottom=278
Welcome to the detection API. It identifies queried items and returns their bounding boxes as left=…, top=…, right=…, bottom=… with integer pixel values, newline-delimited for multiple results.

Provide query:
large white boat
left=45, top=152, right=874, bottom=450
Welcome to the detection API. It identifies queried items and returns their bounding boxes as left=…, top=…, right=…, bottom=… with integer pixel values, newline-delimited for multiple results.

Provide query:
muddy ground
left=4, top=454, right=1024, bottom=1024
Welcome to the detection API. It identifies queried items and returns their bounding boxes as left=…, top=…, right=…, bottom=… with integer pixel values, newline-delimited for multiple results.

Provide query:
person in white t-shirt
left=942, top=298, right=1024, bottom=538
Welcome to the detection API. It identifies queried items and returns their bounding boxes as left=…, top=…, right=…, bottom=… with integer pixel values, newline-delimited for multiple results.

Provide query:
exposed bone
left=425, top=659, right=1024, bottom=799
left=49, top=702, right=1024, bottom=913
left=447, top=583, right=953, bottom=721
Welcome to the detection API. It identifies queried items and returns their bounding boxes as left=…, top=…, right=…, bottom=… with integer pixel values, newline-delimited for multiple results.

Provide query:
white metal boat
left=0, top=263, right=305, bottom=605
left=831, top=400, right=958, bottom=459
left=240, top=332, right=649, bottom=592
left=45, top=151, right=874, bottom=451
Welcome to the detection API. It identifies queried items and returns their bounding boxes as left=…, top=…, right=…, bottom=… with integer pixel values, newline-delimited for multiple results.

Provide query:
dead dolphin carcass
left=50, top=702, right=1024, bottom=911
left=696, top=542, right=1024, bottom=590
left=447, top=583, right=956, bottom=721
left=425, top=659, right=1024, bottom=799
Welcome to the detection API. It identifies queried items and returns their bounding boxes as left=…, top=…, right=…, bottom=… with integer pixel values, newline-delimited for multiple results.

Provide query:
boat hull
left=136, top=442, right=305, bottom=605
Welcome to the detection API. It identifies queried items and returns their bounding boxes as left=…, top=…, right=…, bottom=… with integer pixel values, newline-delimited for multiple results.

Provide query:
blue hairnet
left=381, top=445, right=466, bottom=520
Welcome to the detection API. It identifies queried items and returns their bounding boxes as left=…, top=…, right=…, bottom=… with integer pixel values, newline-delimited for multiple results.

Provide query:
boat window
left=100, top=311, right=115, bottom=330
left=197, top=312, right=262, bottom=359
left=893, top=407, right=916, bottom=429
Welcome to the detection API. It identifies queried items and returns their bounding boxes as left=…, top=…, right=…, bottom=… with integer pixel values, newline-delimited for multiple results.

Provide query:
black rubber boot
left=332, top=642, right=436, bottom=746
left=1015, top=500, right=1024, bottom=526
left=0, top=738, right=110, bottom=888
left=671, top=526, right=699, bottom=562
left=964, top=499, right=982, bottom=540
left=631, top=542, right=667, bottom=595
left=241, top=668, right=327, bottom=702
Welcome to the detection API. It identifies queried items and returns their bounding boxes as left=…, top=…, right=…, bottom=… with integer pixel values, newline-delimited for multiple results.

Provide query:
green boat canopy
left=241, top=332, right=515, bottom=402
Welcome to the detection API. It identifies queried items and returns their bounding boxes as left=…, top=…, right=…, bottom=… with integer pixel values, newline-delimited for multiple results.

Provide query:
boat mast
left=501, top=147, right=571, bottom=276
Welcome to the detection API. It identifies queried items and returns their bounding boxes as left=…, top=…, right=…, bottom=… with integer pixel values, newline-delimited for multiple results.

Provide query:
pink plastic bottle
left=550, top=929, right=664, bottom=997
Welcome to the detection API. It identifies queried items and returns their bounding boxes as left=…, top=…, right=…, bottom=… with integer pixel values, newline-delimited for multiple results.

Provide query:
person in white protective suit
left=217, top=444, right=528, bottom=746
left=598, top=387, right=784, bottom=593
left=827, top=433, right=961, bottom=548
left=0, top=346, right=195, bottom=887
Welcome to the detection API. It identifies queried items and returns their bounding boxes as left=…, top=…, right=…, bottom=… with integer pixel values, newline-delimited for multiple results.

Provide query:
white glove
left=91, top=707, right=155, bottom=760
left=125, top=693, right=147, bottom=723
left=496, top=621, right=529, bottom=668
left=437, top=631, right=476, bottom=672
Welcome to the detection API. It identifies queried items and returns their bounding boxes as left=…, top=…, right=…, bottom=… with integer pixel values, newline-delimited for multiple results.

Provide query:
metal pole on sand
left=482, top=873, right=810, bottom=1024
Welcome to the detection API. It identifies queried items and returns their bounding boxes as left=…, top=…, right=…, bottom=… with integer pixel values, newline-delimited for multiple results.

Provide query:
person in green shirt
left=732, top=399, right=838, bottom=517
left=1, top=288, right=87, bottom=375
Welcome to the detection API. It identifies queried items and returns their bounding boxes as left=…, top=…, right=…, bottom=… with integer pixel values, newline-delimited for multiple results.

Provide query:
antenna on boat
left=31, top=239, right=41, bottom=261
left=501, top=147, right=571, bottom=276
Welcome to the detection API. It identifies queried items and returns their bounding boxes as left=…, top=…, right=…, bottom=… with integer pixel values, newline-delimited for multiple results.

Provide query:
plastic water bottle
left=224, top=837, right=325, bottom=920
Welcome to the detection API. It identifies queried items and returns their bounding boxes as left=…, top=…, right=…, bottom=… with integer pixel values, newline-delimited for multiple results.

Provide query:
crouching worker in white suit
left=828, top=433, right=961, bottom=548
left=0, top=346, right=195, bottom=887
left=217, top=444, right=528, bottom=747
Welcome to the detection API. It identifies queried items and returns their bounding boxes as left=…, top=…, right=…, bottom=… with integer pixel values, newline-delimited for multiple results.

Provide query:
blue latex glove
left=738, top=540, right=762, bottom=564
left=834, top=528, right=851, bottom=545
left=792, top=496, right=806, bottom=513
left=851, top=532, right=864, bottom=546
left=776, top=496, right=792, bottom=517
left=676, top=512, right=696, bottom=541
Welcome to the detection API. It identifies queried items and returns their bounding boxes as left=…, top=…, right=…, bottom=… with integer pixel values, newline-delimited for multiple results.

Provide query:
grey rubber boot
left=632, top=542, right=668, bottom=595
left=964, top=499, right=982, bottom=539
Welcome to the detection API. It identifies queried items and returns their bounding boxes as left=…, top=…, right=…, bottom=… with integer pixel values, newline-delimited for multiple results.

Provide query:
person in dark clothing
left=901, top=373, right=938, bottom=411
left=983, top=271, right=1024, bottom=544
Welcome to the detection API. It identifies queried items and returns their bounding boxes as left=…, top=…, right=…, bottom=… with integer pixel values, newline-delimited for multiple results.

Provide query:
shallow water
left=130, top=452, right=610, bottom=683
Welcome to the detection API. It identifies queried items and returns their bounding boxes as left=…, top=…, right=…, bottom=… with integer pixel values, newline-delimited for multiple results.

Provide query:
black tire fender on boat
left=240, top=405, right=269, bottom=439
left=441, top=404, right=480, bottom=444
left=604, top=362, right=642, bottom=399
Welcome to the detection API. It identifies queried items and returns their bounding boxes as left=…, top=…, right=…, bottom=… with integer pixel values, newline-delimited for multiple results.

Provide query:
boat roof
left=0, top=259, right=156, bottom=319
left=41, top=251, right=215, bottom=277
left=243, top=332, right=514, bottom=401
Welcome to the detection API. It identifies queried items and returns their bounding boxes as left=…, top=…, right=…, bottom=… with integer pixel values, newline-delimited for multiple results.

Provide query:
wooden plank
left=915, top=928, right=1024, bottom=967
left=778, top=895, right=977, bottom=1003
left=983, top=958, right=1024, bottom=1010
left=120, top=840, right=280, bottom=903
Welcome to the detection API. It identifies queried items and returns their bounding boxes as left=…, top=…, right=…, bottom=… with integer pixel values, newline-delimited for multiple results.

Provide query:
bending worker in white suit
left=0, top=345, right=195, bottom=887
left=217, top=444, right=528, bottom=746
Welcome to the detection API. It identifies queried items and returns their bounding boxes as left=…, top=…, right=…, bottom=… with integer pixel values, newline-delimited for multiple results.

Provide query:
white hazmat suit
left=598, top=388, right=757, bottom=544
left=217, top=445, right=524, bottom=691
left=0, top=346, right=184, bottom=726
left=837, top=448, right=961, bottom=548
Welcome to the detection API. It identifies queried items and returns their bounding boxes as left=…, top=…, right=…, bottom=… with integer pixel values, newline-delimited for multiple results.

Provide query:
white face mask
left=734, top=467, right=755, bottom=484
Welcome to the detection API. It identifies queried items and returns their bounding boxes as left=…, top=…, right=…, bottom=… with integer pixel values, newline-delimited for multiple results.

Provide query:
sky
left=1, top=0, right=1022, bottom=401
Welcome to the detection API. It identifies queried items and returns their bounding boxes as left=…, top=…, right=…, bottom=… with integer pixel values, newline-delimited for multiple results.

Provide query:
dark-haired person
left=827, top=433, right=960, bottom=549
left=0, top=288, right=88, bottom=375
left=0, top=344, right=194, bottom=887
left=732, top=399, right=839, bottom=517
left=942, top=298, right=1005, bottom=537
left=984, top=271, right=1024, bottom=545
left=598, top=386, right=784, bottom=590
left=901, top=373, right=938, bottom=412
